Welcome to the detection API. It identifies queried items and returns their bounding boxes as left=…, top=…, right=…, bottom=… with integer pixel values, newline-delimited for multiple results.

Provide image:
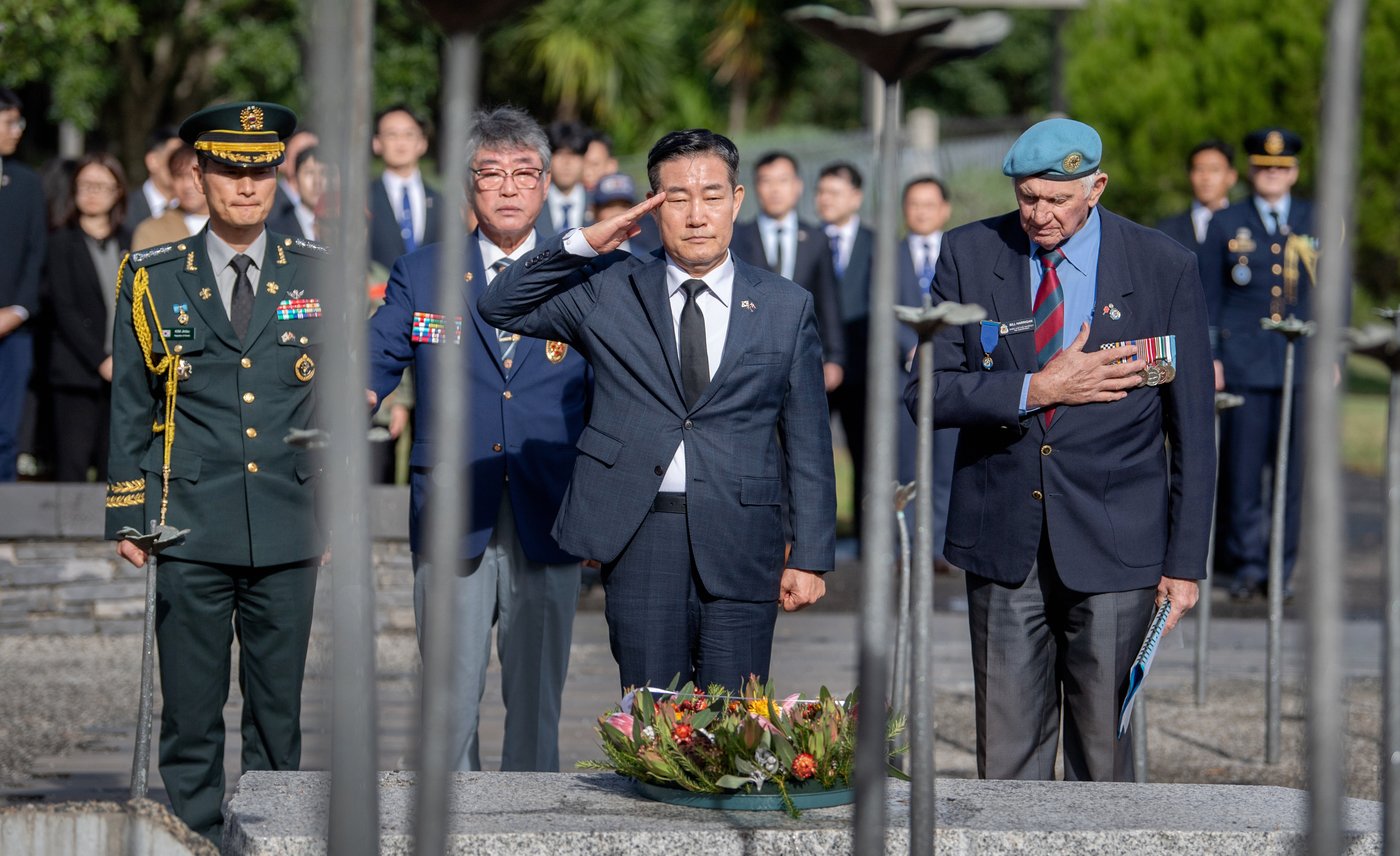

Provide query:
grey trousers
left=966, top=543, right=1156, bottom=782
left=412, top=495, right=580, bottom=772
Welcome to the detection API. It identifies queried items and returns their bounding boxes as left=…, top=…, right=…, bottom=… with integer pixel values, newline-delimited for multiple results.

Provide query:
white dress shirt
left=548, top=184, right=588, bottom=232
left=480, top=230, right=537, bottom=282
left=382, top=170, right=427, bottom=246
left=757, top=211, right=798, bottom=281
left=562, top=228, right=733, bottom=494
left=142, top=179, right=171, bottom=220
left=1189, top=201, right=1214, bottom=244
left=907, top=231, right=943, bottom=276
left=824, top=216, right=859, bottom=277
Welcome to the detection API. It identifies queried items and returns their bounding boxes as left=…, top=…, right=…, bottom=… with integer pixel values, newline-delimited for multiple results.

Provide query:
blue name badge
left=979, top=320, right=1000, bottom=370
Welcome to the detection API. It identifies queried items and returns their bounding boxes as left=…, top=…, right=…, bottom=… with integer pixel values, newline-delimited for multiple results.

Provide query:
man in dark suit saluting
left=907, top=118, right=1214, bottom=781
left=481, top=129, right=836, bottom=692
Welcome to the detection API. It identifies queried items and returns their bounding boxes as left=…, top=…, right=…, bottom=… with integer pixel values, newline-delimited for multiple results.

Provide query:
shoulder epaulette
left=128, top=241, right=189, bottom=267
left=278, top=234, right=329, bottom=258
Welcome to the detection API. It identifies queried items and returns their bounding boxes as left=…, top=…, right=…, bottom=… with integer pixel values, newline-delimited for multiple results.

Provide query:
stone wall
left=0, top=484, right=416, bottom=636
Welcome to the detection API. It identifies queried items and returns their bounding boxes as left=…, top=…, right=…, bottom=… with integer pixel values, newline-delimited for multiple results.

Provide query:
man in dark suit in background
left=482, top=129, right=836, bottom=692
left=731, top=151, right=845, bottom=391
left=909, top=118, right=1213, bottom=781
left=369, top=105, right=442, bottom=271
left=1198, top=127, right=1316, bottom=600
left=123, top=127, right=181, bottom=234
left=270, top=128, right=318, bottom=236
left=537, top=120, right=592, bottom=237
left=369, top=105, right=588, bottom=772
left=1157, top=140, right=1238, bottom=251
left=0, top=87, right=46, bottom=482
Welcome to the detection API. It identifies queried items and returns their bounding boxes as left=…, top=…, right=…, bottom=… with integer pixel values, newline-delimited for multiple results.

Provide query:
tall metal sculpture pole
left=1347, top=313, right=1400, bottom=853
left=891, top=480, right=916, bottom=768
left=307, top=0, right=377, bottom=852
left=1304, top=0, right=1366, bottom=851
left=1196, top=391, right=1245, bottom=705
left=1260, top=314, right=1314, bottom=765
left=785, top=10, right=1008, bottom=852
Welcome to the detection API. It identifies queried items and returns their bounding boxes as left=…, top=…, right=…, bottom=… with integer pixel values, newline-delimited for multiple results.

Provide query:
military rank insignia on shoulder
left=280, top=235, right=329, bottom=258
left=128, top=242, right=186, bottom=268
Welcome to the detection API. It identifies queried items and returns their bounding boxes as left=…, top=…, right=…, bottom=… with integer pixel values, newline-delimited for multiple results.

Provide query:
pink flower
left=780, top=693, right=801, bottom=718
left=605, top=712, right=635, bottom=737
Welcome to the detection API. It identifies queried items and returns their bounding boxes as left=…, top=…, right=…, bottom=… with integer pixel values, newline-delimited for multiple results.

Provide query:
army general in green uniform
left=106, top=102, right=326, bottom=842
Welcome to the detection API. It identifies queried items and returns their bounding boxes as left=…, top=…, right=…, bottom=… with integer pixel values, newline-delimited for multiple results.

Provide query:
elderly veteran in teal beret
left=903, top=116, right=1215, bottom=781
left=106, top=100, right=328, bottom=843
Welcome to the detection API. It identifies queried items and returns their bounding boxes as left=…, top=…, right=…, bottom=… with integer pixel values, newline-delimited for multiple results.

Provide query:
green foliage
left=0, top=0, right=140, bottom=129
left=908, top=9, right=1052, bottom=118
left=1065, top=0, right=1400, bottom=299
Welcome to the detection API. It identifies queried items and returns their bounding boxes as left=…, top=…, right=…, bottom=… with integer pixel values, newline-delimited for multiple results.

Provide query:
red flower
left=672, top=723, right=694, bottom=745
left=792, top=753, right=817, bottom=780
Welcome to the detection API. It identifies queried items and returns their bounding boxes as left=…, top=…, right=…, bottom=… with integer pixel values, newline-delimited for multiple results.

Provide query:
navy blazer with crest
left=479, top=234, right=836, bottom=603
left=368, top=229, right=592, bottom=563
left=906, top=207, right=1215, bottom=593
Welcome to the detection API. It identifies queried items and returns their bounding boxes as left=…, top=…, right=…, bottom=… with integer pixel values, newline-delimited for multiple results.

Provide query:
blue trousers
left=0, top=329, right=33, bottom=480
left=603, top=504, right=778, bottom=692
left=1218, top=386, right=1303, bottom=589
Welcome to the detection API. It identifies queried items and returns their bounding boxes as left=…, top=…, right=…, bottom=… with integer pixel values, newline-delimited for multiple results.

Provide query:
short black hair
left=146, top=126, right=179, bottom=154
left=646, top=129, right=740, bottom=191
left=590, top=132, right=613, bottom=155
left=754, top=150, right=799, bottom=174
left=1188, top=139, right=1235, bottom=170
left=818, top=161, right=862, bottom=189
left=295, top=145, right=320, bottom=172
left=376, top=104, right=429, bottom=136
left=903, top=175, right=949, bottom=202
left=0, top=87, right=22, bottom=113
left=547, top=120, right=593, bottom=156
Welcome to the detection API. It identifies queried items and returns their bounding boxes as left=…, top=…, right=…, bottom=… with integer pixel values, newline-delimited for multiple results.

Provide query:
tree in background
left=1066, top=0, right=1400, bottom=299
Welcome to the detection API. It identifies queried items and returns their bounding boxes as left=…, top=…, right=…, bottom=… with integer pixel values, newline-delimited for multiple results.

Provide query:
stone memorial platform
left=0, top=798, right=215, bottom=855
left=224, top=771, right=1381, bottom=855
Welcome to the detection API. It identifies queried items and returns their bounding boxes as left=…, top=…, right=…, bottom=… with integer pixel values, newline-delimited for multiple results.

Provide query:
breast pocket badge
left=545, top=340, right=568, bottom=363
left=295, top=353, right=316, bottom=382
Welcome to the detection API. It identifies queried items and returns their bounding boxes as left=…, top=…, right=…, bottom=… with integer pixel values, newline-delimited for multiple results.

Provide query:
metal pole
left=1383, top=309, right=1400, bottom=856
left=853, top=76, right=902, bottom=856
left=892, top=485, right=914, bottom=770
left=1305, top=0, right=1366, bottom=851
left=309, top=0, right=378, bottom=851
left=414, top=31, right=475, bottom=856
left=1131, top=700, right=1147, bottom=783
left=908, top=321, right=936, bottom=856
left=1197, top=393, right=1244, bottom=705
left=128, top=518, right=158, bottom=800
left=1266, top=332, right=1299, bottom=765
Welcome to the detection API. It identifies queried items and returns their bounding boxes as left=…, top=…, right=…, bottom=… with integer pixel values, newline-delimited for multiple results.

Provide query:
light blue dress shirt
left=1253, top=193, right=1292, bottom=234
left=1018, top=206, right=1102, bottom=413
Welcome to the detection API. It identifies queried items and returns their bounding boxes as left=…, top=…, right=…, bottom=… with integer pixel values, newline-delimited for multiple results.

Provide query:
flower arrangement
left=580, top=675, right=906, bottom=818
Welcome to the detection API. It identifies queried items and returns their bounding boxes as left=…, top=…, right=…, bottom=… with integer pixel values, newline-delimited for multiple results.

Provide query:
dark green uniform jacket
left=105, top=228, right=326, bottom=566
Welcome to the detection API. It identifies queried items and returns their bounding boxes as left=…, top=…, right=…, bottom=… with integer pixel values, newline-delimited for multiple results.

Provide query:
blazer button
left=503, top=390, right=512, bottom=400
left=1271, top=263, right=1283, bottom=275
left=247, top=462, right=259, bottom=474
left=492, top=443, right=503, bottom=452
left=241, top=357, right=253, bottom=368
left=246, top=427, right=257, bottom=439
left=683, top=419, right=693, bottom=429
left=654, top=465, right=665, bottom=476
left=242, top=392, right=255, bottom=404
left=1040, top=444, right=1052, bottom=456
left=1031, top=489, right=1043, bottom=501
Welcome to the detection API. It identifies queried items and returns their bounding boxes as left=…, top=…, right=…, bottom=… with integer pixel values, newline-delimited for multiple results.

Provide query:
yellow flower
left=747, top=697, right=774, bottom=717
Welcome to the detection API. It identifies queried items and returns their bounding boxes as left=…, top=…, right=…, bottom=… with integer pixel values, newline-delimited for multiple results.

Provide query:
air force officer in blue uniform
left=482, top=129, right=836, bottom=692
left=908, top=119, right=1214, bottom=781
left=369, top=106, right=589, bottom=772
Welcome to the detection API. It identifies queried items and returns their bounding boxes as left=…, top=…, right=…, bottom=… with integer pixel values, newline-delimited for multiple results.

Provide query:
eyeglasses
left=76, top=182, right=119, bottom=195
left=0, top=118, right=25, bottom=133
left=472, top=167, right=544, bottom=191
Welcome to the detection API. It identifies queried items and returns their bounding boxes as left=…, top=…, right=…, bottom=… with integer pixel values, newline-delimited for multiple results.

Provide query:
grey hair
left=464, top=105, right=551, bottom=190
left=1080, top=169, right=1103, bottom=196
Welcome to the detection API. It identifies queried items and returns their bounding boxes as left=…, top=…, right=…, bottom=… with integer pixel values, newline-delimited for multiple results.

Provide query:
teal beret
left=1002, top=118, right=1102, bottom=181
left=179, top=101, right=298, bottom=168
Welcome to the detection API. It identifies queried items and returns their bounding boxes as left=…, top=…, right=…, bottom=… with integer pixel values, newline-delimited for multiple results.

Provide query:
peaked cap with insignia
left=180, top=101, right=298, bottom=167
left=1002, top=117, right=1103, bottom=181
left=1243, top=126, right=1303, bottom=169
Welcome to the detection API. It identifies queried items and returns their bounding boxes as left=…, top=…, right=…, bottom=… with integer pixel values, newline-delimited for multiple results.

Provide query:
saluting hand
left=1026, top=322, right=1142, bottom=409
left=580, top=193, right=665, bottom=254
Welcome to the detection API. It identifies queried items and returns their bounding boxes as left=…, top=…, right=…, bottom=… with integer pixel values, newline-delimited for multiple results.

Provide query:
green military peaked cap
left=179, top=101, right=297, bottom=168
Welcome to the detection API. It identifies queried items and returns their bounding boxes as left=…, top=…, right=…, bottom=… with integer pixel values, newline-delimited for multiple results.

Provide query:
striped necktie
left=490, top=259, right=519, bottom=368
left=1033, top=246, right=1067, bottom=426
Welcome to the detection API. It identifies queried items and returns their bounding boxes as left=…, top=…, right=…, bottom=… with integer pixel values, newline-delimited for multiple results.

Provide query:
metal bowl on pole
left=785, top=8, right=1008, bottom=853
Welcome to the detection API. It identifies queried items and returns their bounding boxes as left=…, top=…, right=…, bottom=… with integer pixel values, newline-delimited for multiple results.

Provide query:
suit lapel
left=631, top=260, right=685, bottom=405
left=465, top=236, right=507, bottom=377
left=989, top=222, right=1034, bottom=372
left=176, top=234, right=239, bottom=348
left=693, top=263, right=761, bottom=410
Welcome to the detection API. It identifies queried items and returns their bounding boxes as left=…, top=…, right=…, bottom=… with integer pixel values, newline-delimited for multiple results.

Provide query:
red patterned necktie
left=1032, top=246, right=1066, bottom=426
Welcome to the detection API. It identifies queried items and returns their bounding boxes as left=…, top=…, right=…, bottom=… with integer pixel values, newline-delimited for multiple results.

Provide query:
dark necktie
left=561, top=201, right=573, bottom=230
left=680, top=278, right=710, bottom=408
left=1268, top=208, right=1282, bottom=236
left=490, top=258, right=519, bottom=365
left=399, top=185, right=417, bottom=253
left=829, top=231, right=844, bottom=279
left=229, top=254, right=255, bottom=342
left=920, top=239, right=936, bottom=296
left=771, top=226, right=786, bottom=277
left=1032, top=247, right=1067, bottom=426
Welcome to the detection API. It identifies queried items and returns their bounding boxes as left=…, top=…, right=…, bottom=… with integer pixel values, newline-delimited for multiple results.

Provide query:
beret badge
left=1062, top=152, right=1083, bottom=174
left=1264, top=131, right=1284, bottom=156
left=240, top=106, right=265, bottom=132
